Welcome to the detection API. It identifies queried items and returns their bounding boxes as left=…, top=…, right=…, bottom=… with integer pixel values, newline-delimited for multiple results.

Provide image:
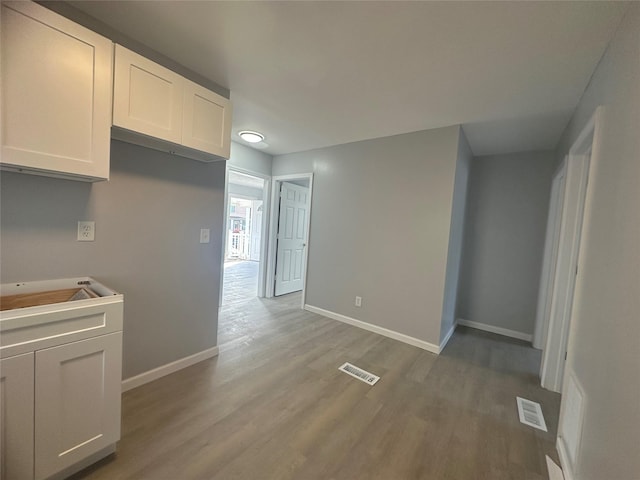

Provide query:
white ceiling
left=70, top=1, right=628, bottom=157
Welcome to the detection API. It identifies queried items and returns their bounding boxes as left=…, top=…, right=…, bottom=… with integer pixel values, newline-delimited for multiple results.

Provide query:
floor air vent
left=338, top=362, right=380, bottom=385
left=516, top=397, right=548, bottom=432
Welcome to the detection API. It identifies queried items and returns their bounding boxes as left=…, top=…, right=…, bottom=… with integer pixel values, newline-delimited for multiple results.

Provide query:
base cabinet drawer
left=34, top=333, right=122, bottom=480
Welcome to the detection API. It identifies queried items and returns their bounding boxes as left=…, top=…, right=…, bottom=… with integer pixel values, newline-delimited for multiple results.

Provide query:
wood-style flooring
left=221, top=260, right=259, bottom=306
left=72, top=292, right=560, bottom=480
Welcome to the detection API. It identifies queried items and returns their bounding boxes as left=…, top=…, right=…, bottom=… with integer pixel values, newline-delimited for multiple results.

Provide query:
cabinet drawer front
left=1, top=1, right=112, bottom=180
left=1, top=301, right=123, bottom=359
left=182, top=80, right=232, bottom=159
left=113, top=44, right=184, bottom=144
left=1, top=353, right=35, bottom=480
left=34, top=333, right=122, bottom=480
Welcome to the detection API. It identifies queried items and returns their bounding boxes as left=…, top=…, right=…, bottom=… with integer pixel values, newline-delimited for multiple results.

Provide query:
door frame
left=539, top=107, right=601, bottom=393
left=266, top=173, right=314, bottom=307
left=219, top=165, right=271, bottom=307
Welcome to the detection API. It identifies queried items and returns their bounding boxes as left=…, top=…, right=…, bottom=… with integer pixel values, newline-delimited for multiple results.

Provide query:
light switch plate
left=77, top=221, right=95, bottom=241
left=200, top=228, right=210, bottom=244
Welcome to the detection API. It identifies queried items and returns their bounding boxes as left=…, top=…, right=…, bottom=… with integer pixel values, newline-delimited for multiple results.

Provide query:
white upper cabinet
left=113, top=45, right=184, bottom=145
left=182, top=79, right=232, bottom=159
left=113, top=45, right=232, bottom=161
left=0, top=1, right=113, bottom=181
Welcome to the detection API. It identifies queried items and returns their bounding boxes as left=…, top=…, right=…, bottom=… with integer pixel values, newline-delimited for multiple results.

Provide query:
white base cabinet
left=0, top=278, right=124, bottom=480
left=0, top=353, right=35, bottom=480
left=34, top=333, right=122, bottom=480
left=0, top=1, right=113, bottom=181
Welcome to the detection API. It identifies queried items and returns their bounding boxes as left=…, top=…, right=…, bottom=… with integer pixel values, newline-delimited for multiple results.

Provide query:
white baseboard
left=557, top=436, right=575, bottom=480
left=121, top=346, right=219, bottom=392
left=439, top=321, right=457, bottom=352
left=304, top=304, right=441, bottom=354
left=456, top=318, right=533, bottom=342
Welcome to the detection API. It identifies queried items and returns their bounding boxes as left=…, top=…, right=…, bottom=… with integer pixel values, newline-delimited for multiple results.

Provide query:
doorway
left=535, top=108, right=600, bottom=393
left=267, top=174, right=313, bottom=304
left=222, top=169, right=269, bottom=305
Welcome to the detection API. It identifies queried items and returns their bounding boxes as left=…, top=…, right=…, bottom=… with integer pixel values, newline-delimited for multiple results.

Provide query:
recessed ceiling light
left=238, top=131, right=265, bottom=143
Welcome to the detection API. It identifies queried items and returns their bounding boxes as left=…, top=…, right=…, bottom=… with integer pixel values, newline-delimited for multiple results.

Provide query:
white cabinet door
left=275, top=182, right=310, bottom=296
left=1, top=1, right=113, bottom=181
left=113, top=45, right=184, bottom=144
left=34, top=333, right=122, bottom=480
left=0, top=353, right=35, bottom=480
left=182, top=79, right=232, bottom=159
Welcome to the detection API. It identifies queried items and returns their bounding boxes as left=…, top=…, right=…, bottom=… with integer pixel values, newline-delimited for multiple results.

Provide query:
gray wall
left=439, top=129, right=472, bottom=342
left=228, top=142, right=273, bottom=177
left=554, top=5, right=639, bottom=478
left=273, top=126, right=462, bottom=346
left=457, top=151, right=556, bottom=335
left=272, top=153, right=313, bottom=177
left=0, top=140, right=226, bottom=379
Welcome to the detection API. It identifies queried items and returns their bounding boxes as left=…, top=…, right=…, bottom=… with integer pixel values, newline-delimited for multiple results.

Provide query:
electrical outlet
left=200, top=228, right=210, bottom=244
left=77, top=221, right=95, bottom=241
left=355, top=296, right=362, bottom=307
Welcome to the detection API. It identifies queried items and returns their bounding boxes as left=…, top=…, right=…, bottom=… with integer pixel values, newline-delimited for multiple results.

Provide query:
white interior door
left=274, top=182, right=309, bottom=296
left=534, top=162, right=567, bottom=351
left=541, top=150, right=591, bottom=393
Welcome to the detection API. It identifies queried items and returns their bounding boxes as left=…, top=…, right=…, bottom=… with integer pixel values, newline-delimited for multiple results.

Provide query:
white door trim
left=540, top=107, right=601, bottom=393
left=219, top=165, right=271, bottom=307
left=533, top=161, right=567, bottom=350
left=266, top=173, right=314, bottom=308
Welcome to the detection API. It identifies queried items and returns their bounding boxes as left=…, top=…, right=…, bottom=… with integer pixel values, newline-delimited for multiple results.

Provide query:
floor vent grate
left=516, top=397, right=548, bottom=431
left=338, top=362, right=380, bottom=385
